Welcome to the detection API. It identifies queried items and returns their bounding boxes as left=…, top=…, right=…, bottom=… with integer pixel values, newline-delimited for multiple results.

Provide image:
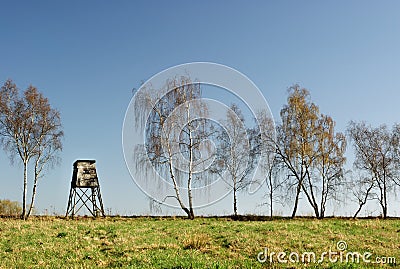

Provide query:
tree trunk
left=187, top=166, right=195, bottom=218
left=353, top=204, right=363, bottom=219
left=21, top=162, right=28, bottom=220
left=354, top=195, right=369, bottom=218
left=167, top=153, right=191, bottom=219
left=303, top=169, right=320, bottom=218
left=320, top=193, right=327, bottom=219
left=171, top=173, right=191, bottom=219
left=27, top=163, right=40, bottom=218
left=320, top=176, right=327, bottom=219
left=353, top=182, right=374, bottom=218
left=27, top=180, right=38, bottom=218
left=383, top=183, right=387, bottom=219
left=302, top=184, right=320, bottom=219
left=320, top=207, right=325, bottom=219
left=291, top=183, right=302, bottom=218
left=188, top=186, right=195, bottom=220
left=233, top=187, right=238, bottom=217
left=182, top=207, right=192, bottom=219
left=381, top=191, right=387, bottom=219
left=308, top=197, right=320, bottom=218
left=269, top=189, right=273, bottom=219
left=187, top=125, right=195, bottom=220
left=268, top=168, right=273, bottom=219
left=377, top=182, right=387, bottom=219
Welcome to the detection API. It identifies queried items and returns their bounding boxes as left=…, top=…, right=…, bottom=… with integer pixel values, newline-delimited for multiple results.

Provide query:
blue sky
left=1, top=1, right=400, bottom=216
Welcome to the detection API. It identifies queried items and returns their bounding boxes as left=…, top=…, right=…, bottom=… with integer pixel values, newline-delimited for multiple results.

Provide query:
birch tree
left=0, top=80, right=63, bottom=219
left=273, top=85, right=346, bottom=218
left=26, top=88, right=63, bottom=217
left=256, top=110, right=283, bottom=218
left=213, top=104, right=258, bottom=217
left=347, top=121, right=398, bottom=219
left=133, top=76, right=211, bottom=219
left=276, top=85, right=320, bottom=218
left=300, top=114, right=346, bottom=219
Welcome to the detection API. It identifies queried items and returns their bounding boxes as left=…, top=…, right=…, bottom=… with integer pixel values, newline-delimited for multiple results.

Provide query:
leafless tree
left=133, top=76, right=211, bottom=219
left=211, top=104, right=258, bottom=217
left=347, top=121, right=398, bottom=219
left=0, top=80, right=63, bottom=219
left=262, top=153, right=284, bottom=218
left=255, top=110, right=283, bottom=218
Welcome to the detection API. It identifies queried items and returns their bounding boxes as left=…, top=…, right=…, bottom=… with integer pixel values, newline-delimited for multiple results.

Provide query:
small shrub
left=0, top=199, right=22, bottom=217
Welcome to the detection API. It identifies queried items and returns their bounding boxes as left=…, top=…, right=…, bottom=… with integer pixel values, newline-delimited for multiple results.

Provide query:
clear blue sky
left=1, top=1, right=399, bottom=216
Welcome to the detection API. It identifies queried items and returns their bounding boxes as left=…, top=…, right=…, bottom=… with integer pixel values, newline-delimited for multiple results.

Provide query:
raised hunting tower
left=65, top=160, right=105, bottom=218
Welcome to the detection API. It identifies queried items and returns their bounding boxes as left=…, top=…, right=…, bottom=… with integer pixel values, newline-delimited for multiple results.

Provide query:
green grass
left=0, top=217, right=399, bottom=268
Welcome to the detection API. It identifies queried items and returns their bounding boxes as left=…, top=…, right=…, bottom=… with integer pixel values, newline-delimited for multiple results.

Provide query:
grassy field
left=0, top=216, right=399, bottom=268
